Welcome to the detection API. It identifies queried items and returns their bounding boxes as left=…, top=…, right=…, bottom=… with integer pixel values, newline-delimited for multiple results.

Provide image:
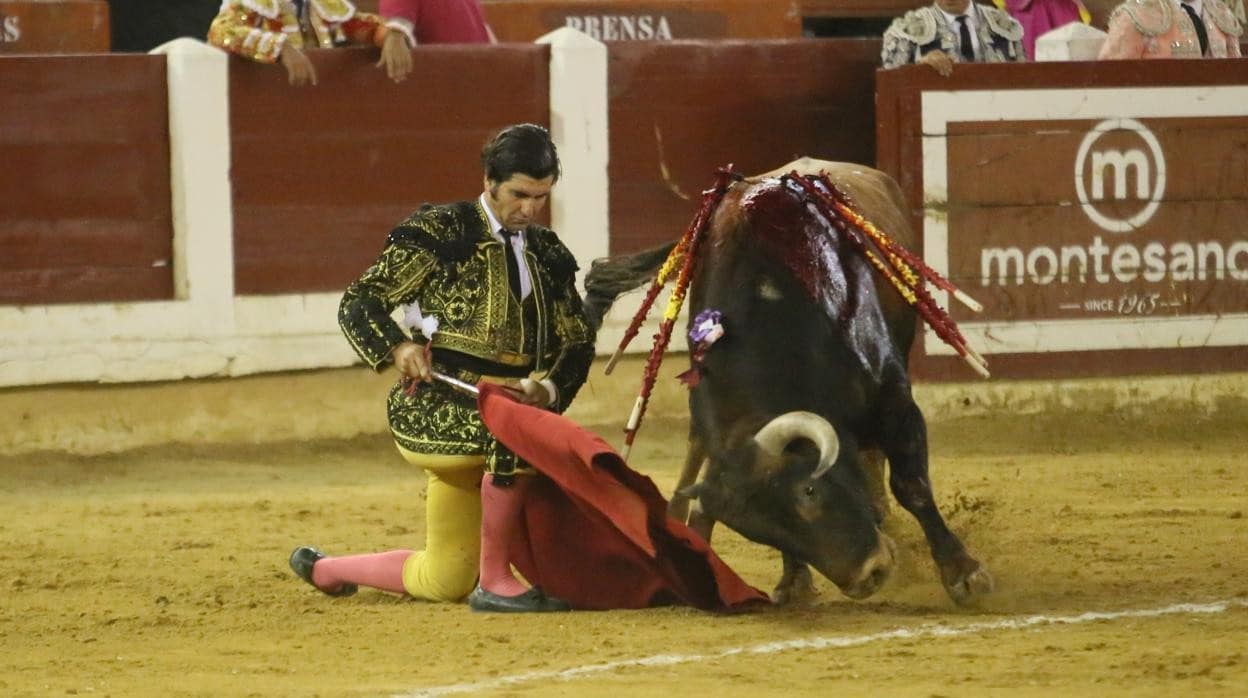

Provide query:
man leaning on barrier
left=882, top=0, right=1025, bottom=76
left=207, top=0, right=416, bottom=85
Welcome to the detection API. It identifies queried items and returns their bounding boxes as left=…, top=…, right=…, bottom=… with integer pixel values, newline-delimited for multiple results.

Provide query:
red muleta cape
left=476, top=383, right=769, bottom=611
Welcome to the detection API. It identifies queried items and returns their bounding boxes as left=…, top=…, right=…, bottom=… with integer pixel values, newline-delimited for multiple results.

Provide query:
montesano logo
left=938, top=114, right=1243, bottom=332
left=1074, top=118, right=1166, bottom=233
left=920, top=87, right=1248, bottom=355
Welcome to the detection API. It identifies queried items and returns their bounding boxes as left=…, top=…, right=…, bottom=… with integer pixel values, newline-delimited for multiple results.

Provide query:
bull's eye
left=804, top=484, right=816, bottom=497
left=757, top=277, right=783, bottom=301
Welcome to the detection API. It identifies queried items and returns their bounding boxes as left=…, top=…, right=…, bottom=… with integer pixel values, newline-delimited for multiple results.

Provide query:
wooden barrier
left=801, top=0, right=924, bottom=18
left=607, top=38, right=881, bottom=254
left=876, top=60, right=1248, bottom=381
left=0, top=54, right=171, bottom=305
left=227, top=44, right=550, bottom=295
left=5, top=37, right=1248, bottom=391
left=482, top=0, right=800, bottom=42
left=0, top=0, right=108, bottom=53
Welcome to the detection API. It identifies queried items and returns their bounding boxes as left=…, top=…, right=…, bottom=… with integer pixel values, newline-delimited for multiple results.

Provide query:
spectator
left=994, top=0, right=1091, bottom=60
left=1179, top=0, right=1242, bottom=56
left=882, top=0, right=1026, bottom=76
left=207, top=0, right=416, bottom=86
left=1098, top=0, right=1241, bottom=59
left=379, top=0, right=496, bottom=44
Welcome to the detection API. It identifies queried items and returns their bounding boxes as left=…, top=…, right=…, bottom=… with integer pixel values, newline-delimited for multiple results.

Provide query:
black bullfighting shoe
left=288, top=546, right=357, bottom=597
left=467, top=585, right=571, bottom=612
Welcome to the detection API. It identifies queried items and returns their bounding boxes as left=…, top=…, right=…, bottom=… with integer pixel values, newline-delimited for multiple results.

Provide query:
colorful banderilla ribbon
left=786, top=172, right=988, bottom=378
left=609, top=167, right=740, bottom=460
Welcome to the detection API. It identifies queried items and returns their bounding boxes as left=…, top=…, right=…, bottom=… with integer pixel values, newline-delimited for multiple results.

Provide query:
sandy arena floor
left=2, top=369, right=1246, bottom=697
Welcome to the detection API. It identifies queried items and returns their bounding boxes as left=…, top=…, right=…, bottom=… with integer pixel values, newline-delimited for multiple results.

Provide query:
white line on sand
left=395, top=598, right=1247, bottom=697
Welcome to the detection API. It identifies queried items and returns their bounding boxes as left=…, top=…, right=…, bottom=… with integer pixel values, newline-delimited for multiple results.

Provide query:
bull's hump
left=748, top=157, right=875, bottom=183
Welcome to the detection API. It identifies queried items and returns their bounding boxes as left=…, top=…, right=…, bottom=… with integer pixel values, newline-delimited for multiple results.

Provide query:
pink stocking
left=478, top=473, right=531, bottom=597
left=312, top=550, right=413, bottom=594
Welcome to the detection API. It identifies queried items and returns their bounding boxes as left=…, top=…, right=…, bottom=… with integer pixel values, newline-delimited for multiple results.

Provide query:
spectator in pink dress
left=379, top=0, right=496, bottom=44
left=995, top=0, right=1091, bottom=60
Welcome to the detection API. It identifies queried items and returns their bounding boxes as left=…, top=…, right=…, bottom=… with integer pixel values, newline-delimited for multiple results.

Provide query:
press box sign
left=920, top=87, right=1248, bottom=358
left=542, top=6, right=726, bottom=40
left=0, top=1, right=110, bottom=52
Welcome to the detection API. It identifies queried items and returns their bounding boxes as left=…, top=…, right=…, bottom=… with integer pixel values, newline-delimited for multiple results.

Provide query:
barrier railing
left=4, top=31, right=1244, bottom=388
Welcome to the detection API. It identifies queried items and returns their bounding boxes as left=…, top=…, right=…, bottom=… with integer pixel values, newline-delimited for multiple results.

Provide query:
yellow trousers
left=395, top=446, right=483, bottom=602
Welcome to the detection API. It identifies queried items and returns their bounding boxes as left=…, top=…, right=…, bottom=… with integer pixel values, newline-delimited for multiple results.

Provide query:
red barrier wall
left=607, top=38, right=881, bottom=254
left=0, top=54, right=172, bottom=305
left=0, top=0, right=110, bottom=54
left=227, top=44, right=550, bottom=295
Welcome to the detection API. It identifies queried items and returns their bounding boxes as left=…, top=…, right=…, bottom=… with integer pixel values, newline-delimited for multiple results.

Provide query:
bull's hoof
left=773, top=565, right=817, bottom=605
left=942, top=561, right=995, bottom=606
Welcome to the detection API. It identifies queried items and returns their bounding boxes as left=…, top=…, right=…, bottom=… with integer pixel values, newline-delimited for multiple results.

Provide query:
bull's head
left=685, top=411, right=895, bottom=599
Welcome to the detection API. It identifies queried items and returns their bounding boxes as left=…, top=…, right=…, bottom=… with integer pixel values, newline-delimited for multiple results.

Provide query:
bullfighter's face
left=484, top=173, right=554, bottom=231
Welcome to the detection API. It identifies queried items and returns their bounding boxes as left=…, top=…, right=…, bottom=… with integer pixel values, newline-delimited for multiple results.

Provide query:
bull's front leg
left=667, top=433, right=707, bottom=523
left=773, top=552, right=817, bottom=605
left=687, top=496, right=716, bottom=542
left=879, top=395, right=993, bottom=605
left=859, top=448, right=890, bottom=524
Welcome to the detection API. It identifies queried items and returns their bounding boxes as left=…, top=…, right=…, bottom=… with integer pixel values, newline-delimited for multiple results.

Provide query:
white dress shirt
left=478, top=193, right=558, bottom=406
left=938, top=5, right=981, bottom=59
left=479, top=193, right=533, bottom=300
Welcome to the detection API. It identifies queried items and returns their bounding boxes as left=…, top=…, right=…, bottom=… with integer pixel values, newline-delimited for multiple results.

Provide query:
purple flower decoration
left=689, top=309, right=724, bottom=347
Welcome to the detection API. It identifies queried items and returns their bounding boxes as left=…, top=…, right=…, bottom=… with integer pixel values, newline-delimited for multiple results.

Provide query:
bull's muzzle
left=839, top=532, right=897, bottom=600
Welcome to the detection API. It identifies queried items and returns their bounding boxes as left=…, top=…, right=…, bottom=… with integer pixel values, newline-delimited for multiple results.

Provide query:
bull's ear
left=675, top=483, right=705, bottom=500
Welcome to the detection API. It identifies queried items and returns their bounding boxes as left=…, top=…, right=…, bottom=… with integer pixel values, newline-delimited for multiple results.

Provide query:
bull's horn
left=752, top=411, right=839, bottom=480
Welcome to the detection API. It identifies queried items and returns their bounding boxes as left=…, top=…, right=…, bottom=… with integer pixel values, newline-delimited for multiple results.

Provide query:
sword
left=431, top=370, right=480, bottom=396
left=426, top=371, right=528, bottom=401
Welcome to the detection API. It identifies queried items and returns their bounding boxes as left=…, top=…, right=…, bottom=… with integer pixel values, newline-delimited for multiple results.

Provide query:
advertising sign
left=920, top=87, right=1248, bottom=360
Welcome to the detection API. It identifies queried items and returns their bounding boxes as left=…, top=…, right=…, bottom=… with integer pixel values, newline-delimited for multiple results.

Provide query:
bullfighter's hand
left=280, top=46, right=318, bottom=86
left=918, top=50, right=955, bottom=77
left=508, top=378, right=551, bottom=407
left=378, top=30, right=413, bottom=83
left=392, top=341, right=431, bottom=382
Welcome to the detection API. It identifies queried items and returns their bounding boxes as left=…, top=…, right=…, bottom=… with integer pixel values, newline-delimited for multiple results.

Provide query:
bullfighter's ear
left=675, top=483, right=705, bottom=500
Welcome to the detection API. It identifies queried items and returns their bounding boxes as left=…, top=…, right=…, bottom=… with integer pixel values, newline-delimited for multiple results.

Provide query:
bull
left=585, top=158, right=993, bottom=605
